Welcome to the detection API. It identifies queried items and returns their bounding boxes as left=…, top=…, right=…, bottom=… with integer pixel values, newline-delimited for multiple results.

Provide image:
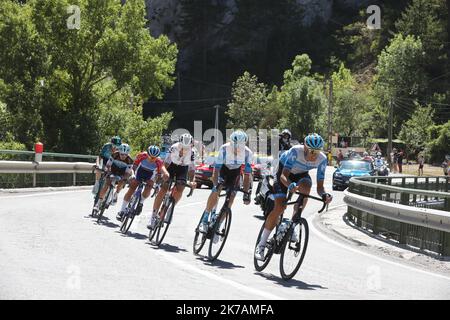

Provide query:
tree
left=374, top=34, right=427, bottom=135
left=0, top=0, right=177, bottom=153
left=331, top=63, right=372, bottom=137
left=398, top=104, right=435, bottom=155
left=277, top=54, right=326, bottom=139
left=226, top=72, right=268, bottom=130
left=426, top=120, right=450, bottom=163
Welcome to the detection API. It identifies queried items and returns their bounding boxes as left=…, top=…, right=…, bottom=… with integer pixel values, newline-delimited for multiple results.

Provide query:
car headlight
left=334, top=172, right=342, bottom=178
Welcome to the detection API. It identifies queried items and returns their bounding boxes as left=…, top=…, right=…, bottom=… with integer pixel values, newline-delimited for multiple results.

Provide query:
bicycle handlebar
left=286, top=191, right=328, bottom=213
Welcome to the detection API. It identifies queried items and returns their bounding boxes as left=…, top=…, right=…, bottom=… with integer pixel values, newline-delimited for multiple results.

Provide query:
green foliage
left=398, top=104, right=435, bottom=154
left=375, top=34, right=426, bottom=99
left=0, top=0, right=177, bottom=153
left=226, top=72, right=268, bottom=130
left=426, top=121, right=450, bottom=163
left=331, top=63, right=372, bottom=137
left=277, top=55, right=326, bottom=139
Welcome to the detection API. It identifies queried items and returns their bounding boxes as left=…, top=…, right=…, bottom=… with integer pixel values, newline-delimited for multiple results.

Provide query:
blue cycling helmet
left=304, top=133, right=324, bottom=150
left=230, top=130, right=248, bottom=144
left=147, top=145, right=160, bottom=157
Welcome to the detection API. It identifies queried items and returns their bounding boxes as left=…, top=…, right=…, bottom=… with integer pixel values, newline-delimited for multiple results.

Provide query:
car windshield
left=340, top=161, right=371, bottom=171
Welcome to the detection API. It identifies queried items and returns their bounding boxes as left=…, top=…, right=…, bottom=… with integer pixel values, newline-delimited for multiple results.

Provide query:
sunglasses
left=308, top=148, right=321, bottom=155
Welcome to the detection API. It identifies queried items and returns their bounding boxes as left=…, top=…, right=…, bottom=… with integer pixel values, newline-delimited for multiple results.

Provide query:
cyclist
left=198, top=130, right=253, bottom=233
left=279, top=129, right=292, bottom=158
left=116, top=145, right=169, bottom=221
left=93, top=143, right=133, bottom=213
left=93, top=136, right=122, bottom=194
left=147, top=133, right=197, bottom=230
left=254, top=133, right=332, bottom=261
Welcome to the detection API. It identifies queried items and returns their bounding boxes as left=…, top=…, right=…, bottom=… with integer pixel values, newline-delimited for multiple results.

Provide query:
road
left=1, top=167, right=449, bottom=299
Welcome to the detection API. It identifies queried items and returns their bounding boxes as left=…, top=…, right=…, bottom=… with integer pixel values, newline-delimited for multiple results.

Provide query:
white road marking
left=0, top=190, right=88, bottom=199
left=308, top=215, right=450, bottom=282
left=154, top=249, right=285, bottom=300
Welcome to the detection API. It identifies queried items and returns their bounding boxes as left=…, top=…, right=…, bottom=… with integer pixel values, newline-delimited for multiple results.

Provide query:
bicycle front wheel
left=97, top=185, right=112, bottom=223
left=207, top=208, right=232, bottom=261
left=193, top=213, right=207, bottom=255
left=279, top=218, right=309, bottom=280
left=150, top=200, right=174, bottom=246
left=120, top=213, right=135, bottom=234
left=254, top=223, right=275, bottom=272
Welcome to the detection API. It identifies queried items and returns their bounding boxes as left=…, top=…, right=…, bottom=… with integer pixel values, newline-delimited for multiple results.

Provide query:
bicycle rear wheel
left=193, top=213, right=207, bottom=255
left=253, top=223, right=275, bottom=272
left=279, top=218, right=309, bottom=280
left=120, top=214, right=135, bottom=234
left=207, top=208, right=232, bottom=261
left=150, top=200, right=174, bottom=246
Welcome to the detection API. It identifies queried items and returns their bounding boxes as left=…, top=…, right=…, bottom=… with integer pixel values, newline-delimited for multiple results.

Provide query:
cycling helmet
left=179, top=133, right=193, bottom=147
left=111, top=136, right=122, bottom=146
left=304, top=133, right=324, bottom=150
left=281, top=129, right=292, bottom=138
left=147, top=145, right=160, bottom=157
left=376, top=152, right=382, bottom=157
left=230, top=130, right=248, bottom=145
left=118, top=143, right=131, bottom=155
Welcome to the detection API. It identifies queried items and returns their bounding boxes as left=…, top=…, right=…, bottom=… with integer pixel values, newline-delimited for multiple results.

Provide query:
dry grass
left=399, top=164, right=446, bottom=177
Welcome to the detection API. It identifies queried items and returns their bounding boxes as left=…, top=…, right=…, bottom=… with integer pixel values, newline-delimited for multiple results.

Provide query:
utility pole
left=387, top=99, right=393, bottom=165
left=328, top=78, right=333, bottom=151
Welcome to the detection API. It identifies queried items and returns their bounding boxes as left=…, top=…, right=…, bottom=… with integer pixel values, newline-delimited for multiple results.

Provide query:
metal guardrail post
left=73, top=172, right=76, bottom=186
left=443, top=232, right=450, bottom=256
left=33, top=173, right=36, bottom=187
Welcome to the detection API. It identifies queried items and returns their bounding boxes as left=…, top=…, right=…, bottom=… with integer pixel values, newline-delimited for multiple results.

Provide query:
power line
left=148, top=97, right=231, bottom=104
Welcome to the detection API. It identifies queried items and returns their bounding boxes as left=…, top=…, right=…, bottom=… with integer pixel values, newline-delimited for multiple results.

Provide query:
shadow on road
left=254, top=272, right=328, bottom=290
left=94, top=217, right=120, bottom=229
left=252, top=215, right=265, bottom=221
left=195, top=256, right=245, bottom=270
left=119, top=231, right=148, bottom=240
left=148, top=242, right=188, bottom=253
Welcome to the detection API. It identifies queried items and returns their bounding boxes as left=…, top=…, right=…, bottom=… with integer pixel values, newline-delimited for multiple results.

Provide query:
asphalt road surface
left=1, top=168, right=449, bottom=299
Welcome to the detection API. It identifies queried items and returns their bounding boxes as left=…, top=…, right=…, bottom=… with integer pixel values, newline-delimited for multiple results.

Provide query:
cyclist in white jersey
left=148, top=133, right=196, bottom=229
left=255, top=133, right=333, bottom=261
left=199, top=130, right=253, bottom=232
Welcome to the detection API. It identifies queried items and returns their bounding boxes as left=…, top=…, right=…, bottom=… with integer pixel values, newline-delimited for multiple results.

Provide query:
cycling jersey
left=280, top=145, right=327, bottom=182
left=134, top=152, right=163, bottom=173
left=165, top=142, right=195, bottom=170
left=214, top=142, right=253, bottom=174
left=106, top=152, right=133, bottom=176
left=100, top=143, right=115, bottom=162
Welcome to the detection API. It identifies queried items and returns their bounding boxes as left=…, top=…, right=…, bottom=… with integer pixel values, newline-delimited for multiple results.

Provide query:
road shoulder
left=312, top=204, right=450, bottom=276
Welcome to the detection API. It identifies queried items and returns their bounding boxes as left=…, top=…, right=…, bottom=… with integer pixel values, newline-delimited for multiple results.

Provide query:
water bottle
left=209, top=209, right=217, bottom=226
left=276, top=219, right=289, bottom=241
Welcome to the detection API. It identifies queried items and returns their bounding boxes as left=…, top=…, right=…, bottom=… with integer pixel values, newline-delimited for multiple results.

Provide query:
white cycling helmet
left=179, top=133, right=193, bottom=147
left=118, top=143, right=131, bottom=155
left=230, top=130, right=248, bottom=145
left=281, top=129, right=292, bottom=138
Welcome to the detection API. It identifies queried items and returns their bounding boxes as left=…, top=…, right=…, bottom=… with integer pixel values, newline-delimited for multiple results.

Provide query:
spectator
left=337, top=149, right=344, bottom=166
left=392, top=148, right=398, bottom=173
left=417, top=153, right=424, bottom=176
left=443, top=155, right=450, bottom=176
left=397, top=149, right=404, bottom=173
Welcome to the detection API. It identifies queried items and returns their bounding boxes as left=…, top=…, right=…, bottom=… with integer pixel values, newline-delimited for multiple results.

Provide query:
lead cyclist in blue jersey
left=254, top=133, right=333, bottom=261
